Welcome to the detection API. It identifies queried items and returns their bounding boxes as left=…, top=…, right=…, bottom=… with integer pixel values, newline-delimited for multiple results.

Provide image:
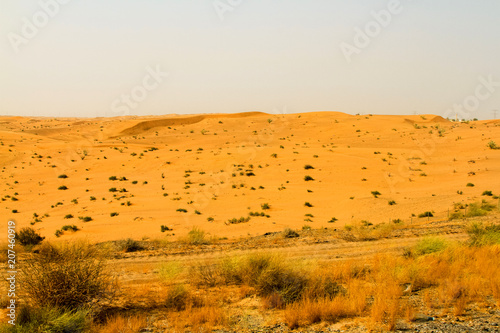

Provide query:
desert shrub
left=61, top=225, right=78, bottom=232
left=110, top=212, right=119, bottom=217
left=186, top=227, right=209, bottom=245
left=304, top=165, right=314, bottom=170
left=466, top=200, right=496, bottom=217
left=411, top=237, right=448, bottom=256
left=466, top=183, right=474, bottom=187
left=19, top=241, right=113, bottom=309
left=467, top=222, right=500, bottom=246
left=64, top=214, right=74, bottom=219
left=79, top=216, right=92, bottom=222
left=449, top=211, right=464, bottom=220
left=58, top=174, right=68, bottom=179
left=254, top=261, right=308, bottom=304
left=304, top=175, right=314, bottom=181
left=58, top=185, right=68, bottom=190
left=12, top=305, right=89, bottom=333
left=164, top=284, right=191, bottom=311
left=160, top=225, right=171, bottom=232
left=482, top=190, right=493, bottom=196
left=371, top=191, right=381, bottom=198
left=418, top=211, right=433, bottom=218
left=304, top=202, right=313, bottom=207
left=158, top=262, right=183, bottom=284
left=117, top=239, right=143, bottom=252
left=261, top=203, right=270, bottom=210
left=283, top=228, right=299, bottom=238
left=16, top=227, right=44, bottom=246
left=487, top=141, right=498, bottom=149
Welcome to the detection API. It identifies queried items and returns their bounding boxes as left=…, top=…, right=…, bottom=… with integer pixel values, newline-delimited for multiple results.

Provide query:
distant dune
left=1, top=112, right=498, bottom=242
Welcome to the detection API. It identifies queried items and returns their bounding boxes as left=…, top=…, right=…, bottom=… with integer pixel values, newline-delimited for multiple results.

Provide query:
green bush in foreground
left=0, top=306, right=90, bottom=333
left=467, top=222, right=500, bottom=246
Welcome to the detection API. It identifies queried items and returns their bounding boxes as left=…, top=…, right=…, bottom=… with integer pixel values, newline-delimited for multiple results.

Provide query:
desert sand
left=1, top=112, right=499, bottom=242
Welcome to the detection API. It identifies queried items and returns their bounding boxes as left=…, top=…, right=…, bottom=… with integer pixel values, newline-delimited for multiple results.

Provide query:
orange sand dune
left=1, top=112, right=499, bottom=242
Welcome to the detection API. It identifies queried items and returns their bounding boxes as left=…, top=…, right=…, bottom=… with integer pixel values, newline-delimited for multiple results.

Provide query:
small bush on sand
left=186, top=227, right=210, bottom=245
left=117, top=238, right=144, bottom=252
left=16, top=227, right=44, bottom=246
left=283, top=228, right=299, bottom=238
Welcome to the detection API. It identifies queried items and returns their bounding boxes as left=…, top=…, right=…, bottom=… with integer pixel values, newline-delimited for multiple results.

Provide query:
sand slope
left=1, top=112, right=499, bottom=242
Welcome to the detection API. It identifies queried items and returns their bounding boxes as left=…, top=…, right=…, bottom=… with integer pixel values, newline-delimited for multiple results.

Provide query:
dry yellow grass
left=96, top=314, right=147, bottom=333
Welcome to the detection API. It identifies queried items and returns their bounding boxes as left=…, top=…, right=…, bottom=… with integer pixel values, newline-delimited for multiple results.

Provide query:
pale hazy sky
left=1, top=1, right=499, bottom=119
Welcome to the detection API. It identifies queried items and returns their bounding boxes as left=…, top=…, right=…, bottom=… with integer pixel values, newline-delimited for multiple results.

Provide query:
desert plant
left=64, top=214, right=73, bottom=219
left=487, top=141, right=498, bottom=149
left=186, top=227, right=209, bottom=245
left=16, top=227, right=44, bottom=246
left=58, top=174, right=68, bottom=179
left=110, top=212, right=119, bottom=217
left=467, top=222, right=500, bottom=246
left=304, top=175, right=314, bottom=181
left=304, top=202, right=313, bottom=207
left=78, top=216, right=92, bottom=222
left=283, top=228, right=299, bottom=238
left=13, top=305, right=90, bottom=333
left=58, top=185, right=68, bottom=190
left=19, top=241, right=113, bottom=309
left=482, top=190, right=493, bottom=196
left=261, top=203, right=270, bottom=210
left=418, top=211, right=433, bottom=218
left=371, top=191, right=381, bottom=198
left=118, top=238, right=143, bottom=252
left=304, top=165, right=314, bottom=170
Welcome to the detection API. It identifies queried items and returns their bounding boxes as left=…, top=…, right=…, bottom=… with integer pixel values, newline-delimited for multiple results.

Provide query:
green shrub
left=411, top=237, right=448, bottom=256
left=467, top=222, right=500, bottom=246
left=487, top=141, right=498, bottom=149
left=466, top=200, right=496, bottom=217
left=186, top=227, right=209, bottom=245
left=61, top=225, right=78, bottom=232
left=418, top=211, right=433, bottom=218
left=261, top=203, right=270, bottom=210
left=13, top=306, right=89, bottom=333
left=466, top=183, right=474, bottom=187
left=16, top=227, right=44, bottom=246
left=482, top=190, right=493, bottom=196
left=78, top=216, right=92, bottom=222
left=64, top=214, right=73, bottom=219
